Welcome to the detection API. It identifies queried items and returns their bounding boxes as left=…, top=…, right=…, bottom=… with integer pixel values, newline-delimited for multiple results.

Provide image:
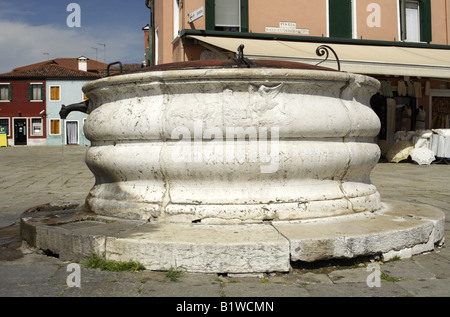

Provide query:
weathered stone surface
left=82, top=68, right=382, bottom=223
left=105, top=223, right=290, bottom=273
left=274, top=200, right=445, bottom=262
left=20, top=200, right=445, bottom=273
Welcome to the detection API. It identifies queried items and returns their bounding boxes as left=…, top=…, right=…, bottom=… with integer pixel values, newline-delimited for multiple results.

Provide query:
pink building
left=144, top=0, right=450, bottom=137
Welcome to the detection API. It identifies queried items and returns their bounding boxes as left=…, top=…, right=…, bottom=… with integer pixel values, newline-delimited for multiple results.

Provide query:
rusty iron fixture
left=107, top=61, right=123, bottom=77
left=59, top=100, right=89, bottom=119
left=315, top=45, right=341, bottom=71
left=233, top=44, right=251, bottom=68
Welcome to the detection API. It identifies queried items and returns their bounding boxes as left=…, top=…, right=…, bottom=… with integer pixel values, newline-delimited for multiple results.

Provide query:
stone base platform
left=20, top=200, right=445, bottom=273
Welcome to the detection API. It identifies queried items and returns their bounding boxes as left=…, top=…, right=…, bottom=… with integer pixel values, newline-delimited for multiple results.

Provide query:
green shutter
left=8, top=84, right=12, bottom=101
left=399, top=0, right=405, bottom=40
left=240, top=0, right=249, bottom=32
left=419, top=0, right=432, bottom=43
left=27, top=84, right=33, bottom=101
left=329, top=0, right=352, bottom=38
left=205, top=0, right=215, bottom=30
left=40, top=84, right=45, bottom=101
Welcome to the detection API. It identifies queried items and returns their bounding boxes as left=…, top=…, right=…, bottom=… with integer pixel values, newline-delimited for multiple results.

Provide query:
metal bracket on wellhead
left=234, top=44, right=252, bottom=68
left=315, top=45, right=341, bottom=71
left=107, top=61, right=123, bottom=77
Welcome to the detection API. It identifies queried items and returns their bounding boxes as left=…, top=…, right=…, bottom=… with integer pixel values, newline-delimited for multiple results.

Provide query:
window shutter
left=27, top=84, right=33, bottom=101
left=206, top=0, right=248, bottom=32
left=205, top=0, right=215, bottom=30
left=329, top=0, right=352, bottom=38
left=215, top=0, right=240, bottom=27
left=8, top=84, right=12, bottom=101
left=51, top=119, right=60, bottom=135
left=419, top=0, right=432, bottom=43
left=399, top=0, right=406, bottom=40
left=240, top=0, right=249, bottom=32
left=40, top=84, right=45, bottom=101
left=51, top=86, right=60, bottom=100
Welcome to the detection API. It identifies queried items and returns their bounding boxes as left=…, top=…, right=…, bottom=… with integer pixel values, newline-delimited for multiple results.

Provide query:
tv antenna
left=98, top=43, right=106, bottom=63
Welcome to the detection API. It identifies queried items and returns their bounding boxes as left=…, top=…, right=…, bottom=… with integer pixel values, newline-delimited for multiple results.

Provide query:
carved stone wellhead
left=81, top=56, right=382, bottom=224
left=21, top=48, right=444, bottom=274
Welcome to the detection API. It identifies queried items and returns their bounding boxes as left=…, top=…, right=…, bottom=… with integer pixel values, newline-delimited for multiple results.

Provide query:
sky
left=0, top=0, right=150, bottom=73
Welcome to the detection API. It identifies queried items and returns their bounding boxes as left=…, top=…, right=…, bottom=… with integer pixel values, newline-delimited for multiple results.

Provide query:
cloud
left=0, top=20, right=145, bottom=73
left=0, top=1, right=37, bottom=21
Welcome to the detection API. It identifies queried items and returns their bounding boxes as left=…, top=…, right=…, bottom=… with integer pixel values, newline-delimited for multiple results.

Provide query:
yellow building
left=144, top=0, right=450, bottom=136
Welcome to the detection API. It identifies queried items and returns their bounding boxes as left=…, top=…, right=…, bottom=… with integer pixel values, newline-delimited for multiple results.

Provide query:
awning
left=187, top=35, right=450, bottom=79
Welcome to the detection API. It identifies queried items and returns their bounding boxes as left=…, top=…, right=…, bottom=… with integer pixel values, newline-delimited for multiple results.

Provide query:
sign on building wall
left=265, top=22, right=310, bottom=35
left=189, top=6, right=204, bottom=23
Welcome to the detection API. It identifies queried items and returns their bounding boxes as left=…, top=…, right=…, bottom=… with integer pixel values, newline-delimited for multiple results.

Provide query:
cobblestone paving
left=0, top=146, right=449, bottom=298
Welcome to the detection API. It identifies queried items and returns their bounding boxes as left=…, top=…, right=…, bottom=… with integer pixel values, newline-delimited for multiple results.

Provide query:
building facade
left=145, top=0, right=450, bottom=145
left=0, top=78, right=47, bottom=146
left=45, top=78, right=91, bottom=146
left=0, top=57, right=105, bottom=146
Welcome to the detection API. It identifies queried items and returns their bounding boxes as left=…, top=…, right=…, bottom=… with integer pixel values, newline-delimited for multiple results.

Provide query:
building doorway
left=431, top=96, right=450, bottom=129
left=13, top=118, right=27, bottom=145
left=66, top=121, right=79, bottom=145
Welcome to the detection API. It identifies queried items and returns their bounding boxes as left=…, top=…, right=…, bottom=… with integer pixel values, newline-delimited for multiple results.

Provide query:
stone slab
left=105, top=223, right=291, bottom=273
left=19, top=200, right=445, bottom=274
left=305, top=281, right=410, bottom=297
left=273, top=200, right=445, bottom=262
left=395, top=279, right=450, bottom=297
left=222, top=282, right=310, bottom=297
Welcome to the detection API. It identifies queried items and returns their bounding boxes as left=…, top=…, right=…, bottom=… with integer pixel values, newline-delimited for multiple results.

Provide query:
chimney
left=142, top=24, right=150, bottom=51
left=142, top=24, right=150, bottom=66
left=77, top=56, right=88, bottom=72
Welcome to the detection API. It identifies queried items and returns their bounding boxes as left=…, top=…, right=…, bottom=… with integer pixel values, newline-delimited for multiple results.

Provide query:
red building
left=0, top=77, right=47, bottom=146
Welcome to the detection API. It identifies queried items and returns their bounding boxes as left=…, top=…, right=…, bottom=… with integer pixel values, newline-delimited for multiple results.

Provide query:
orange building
left=144, top=0, right=450, bottom=139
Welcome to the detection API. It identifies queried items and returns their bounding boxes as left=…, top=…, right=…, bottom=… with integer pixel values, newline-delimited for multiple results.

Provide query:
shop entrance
left=14, top=118, right=27, bottom=145
left=431, top=96, right=450, bottom=129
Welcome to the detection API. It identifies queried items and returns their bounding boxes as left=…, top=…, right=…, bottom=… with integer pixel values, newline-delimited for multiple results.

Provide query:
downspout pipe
left=146, top=0, right=155, bottom=66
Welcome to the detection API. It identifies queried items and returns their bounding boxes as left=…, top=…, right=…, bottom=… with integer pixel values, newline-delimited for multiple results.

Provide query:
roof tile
left=0, top=63, right=102, bottom=79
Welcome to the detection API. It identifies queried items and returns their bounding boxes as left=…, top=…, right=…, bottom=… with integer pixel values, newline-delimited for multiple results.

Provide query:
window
left=31, top=118, right=43, bottom=136
left=215, top=0, right=240, bottom=31
left=400, top=0, right=432, bottom=43
left=0, top=84, right=11, bottom=101
left=205, top=0, right=248, bottom=32
left=173, top=0, right=180, bottom=39
left=328, top=0, right=353, bottom=39
left=50, top=119, right=60, bottom=135
left=0, top=118, right=9, bottom=136
left=50, top=86, right=61, bottom=101
left=28, top=83, right=44, bottom=101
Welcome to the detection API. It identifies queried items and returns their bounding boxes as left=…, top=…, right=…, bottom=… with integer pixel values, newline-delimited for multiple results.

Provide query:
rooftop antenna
left=91, top=47, right=98, bottom=61
left=98, top=43, right=106, bottom=63
left=43, top=53, right=50, bottom=60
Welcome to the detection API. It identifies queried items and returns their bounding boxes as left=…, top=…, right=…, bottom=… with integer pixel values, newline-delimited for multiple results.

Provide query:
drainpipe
left=146, top=0, right=155, bottom=66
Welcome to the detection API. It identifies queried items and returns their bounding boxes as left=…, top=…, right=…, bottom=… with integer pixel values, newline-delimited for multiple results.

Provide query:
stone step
left=20, top=200, right=445, bottom=273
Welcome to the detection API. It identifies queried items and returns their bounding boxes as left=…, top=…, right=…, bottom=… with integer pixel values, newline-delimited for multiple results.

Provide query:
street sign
left=188, top=6, right=204, bottom=23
